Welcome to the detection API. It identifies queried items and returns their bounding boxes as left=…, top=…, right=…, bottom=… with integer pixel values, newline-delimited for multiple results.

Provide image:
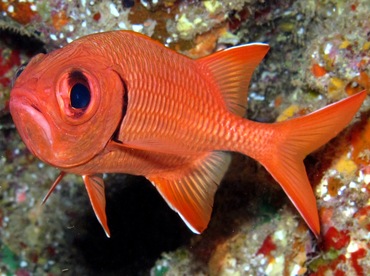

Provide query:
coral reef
left=0, top=0, right=369, bottom=275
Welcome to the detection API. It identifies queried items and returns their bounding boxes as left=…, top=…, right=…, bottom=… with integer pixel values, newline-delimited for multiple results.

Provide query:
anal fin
left=147, top=151, right=231, bottom=234
left=83, top=175, right=110, bottom=238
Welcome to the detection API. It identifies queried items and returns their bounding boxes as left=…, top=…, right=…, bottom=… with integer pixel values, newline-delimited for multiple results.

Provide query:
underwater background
left=0, top=0, right=370, bottom=275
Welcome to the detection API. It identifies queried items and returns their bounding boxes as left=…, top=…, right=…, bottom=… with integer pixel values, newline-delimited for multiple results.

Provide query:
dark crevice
left=72, top=175, right=193, bottom=275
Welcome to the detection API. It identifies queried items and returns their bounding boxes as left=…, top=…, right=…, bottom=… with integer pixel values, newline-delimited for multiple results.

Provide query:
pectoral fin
left=147, top=151, right=231, bottom=233
left=83, top=175, right=110, bottom=238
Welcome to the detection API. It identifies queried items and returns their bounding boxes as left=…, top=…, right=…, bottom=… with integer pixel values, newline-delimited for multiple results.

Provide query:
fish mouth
left=22, top=103, right=53, bottom=144
left=10, top=96, right=53, bottom=155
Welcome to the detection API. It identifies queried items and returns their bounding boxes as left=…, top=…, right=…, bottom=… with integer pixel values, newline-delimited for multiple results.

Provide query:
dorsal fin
left=83, top=175, right=110, bottom=238
left=147, top=151, right=231, bottom=233
left=196, top=43, right=269, bottom=116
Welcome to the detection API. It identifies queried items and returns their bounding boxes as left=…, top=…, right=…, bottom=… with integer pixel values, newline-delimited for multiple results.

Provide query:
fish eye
left=70, top=83, right=91, bottom=109
left=12, top=63, right=28, bottom=87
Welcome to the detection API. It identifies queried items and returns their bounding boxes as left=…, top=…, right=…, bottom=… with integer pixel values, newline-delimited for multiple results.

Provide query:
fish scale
left=119, top=52, right=220, bottom=150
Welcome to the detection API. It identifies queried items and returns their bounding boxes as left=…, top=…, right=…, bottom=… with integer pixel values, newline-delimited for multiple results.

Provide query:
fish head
left=10, top=43, right=125, bottom=169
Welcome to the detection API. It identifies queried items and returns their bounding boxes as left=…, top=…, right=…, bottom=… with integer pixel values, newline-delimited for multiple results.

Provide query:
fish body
left=10, top=31, right=366, bottom=237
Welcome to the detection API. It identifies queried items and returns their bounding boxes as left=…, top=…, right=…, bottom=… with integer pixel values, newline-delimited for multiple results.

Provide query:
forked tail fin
left=257, top=91, right=367, bottom=237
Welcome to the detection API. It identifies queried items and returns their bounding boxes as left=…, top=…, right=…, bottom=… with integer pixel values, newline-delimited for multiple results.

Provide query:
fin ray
left=280, top=91, right=367, bottom=155
left=147, top=151, right=231, bottom=233
left=257, top=91, right=367, bottom=237
left=197, top=43, right=269, bottom=116
left=42, top=171, right=66, bottom=204
left=83, top=175, right=110, bottom=238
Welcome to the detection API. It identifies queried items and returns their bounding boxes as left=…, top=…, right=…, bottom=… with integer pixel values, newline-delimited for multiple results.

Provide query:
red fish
left=9, top=31, right=366, bottom=238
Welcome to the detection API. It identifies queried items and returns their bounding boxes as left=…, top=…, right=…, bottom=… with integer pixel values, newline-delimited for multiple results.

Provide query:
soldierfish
left=9, top=31, right=366, bottom=238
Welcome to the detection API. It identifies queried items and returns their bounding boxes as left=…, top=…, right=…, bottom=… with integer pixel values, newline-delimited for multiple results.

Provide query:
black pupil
left=70, top=83, right=91, bottom=109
